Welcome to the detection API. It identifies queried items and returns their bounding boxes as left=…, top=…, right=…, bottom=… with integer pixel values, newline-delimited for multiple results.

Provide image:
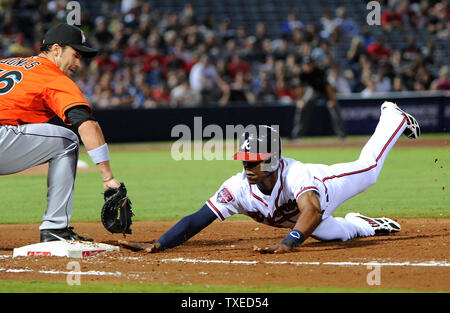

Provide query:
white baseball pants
left=311, top=103, right=408, bottom=241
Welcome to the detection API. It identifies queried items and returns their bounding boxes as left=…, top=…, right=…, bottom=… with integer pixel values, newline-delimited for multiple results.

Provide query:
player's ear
left=51, top=44, right=63, bottom=58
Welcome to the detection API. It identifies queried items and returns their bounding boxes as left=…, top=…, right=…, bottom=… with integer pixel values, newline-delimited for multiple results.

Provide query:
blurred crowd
left=0, top=0, right=449, bottom=110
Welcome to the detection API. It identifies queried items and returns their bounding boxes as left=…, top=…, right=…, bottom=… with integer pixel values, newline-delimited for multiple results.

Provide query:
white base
left=13, top=240, right=120, bottom=258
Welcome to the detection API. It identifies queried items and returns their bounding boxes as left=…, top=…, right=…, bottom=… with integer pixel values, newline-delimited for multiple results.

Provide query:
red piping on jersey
left=207, top=199, right=225, bottom=220
left=314, top=176, right=328, bottom=194
left=274, top=160, right=285, bottom=209
left=375, top=114, right=406, bottom=162
left=249, top=186, right=268, bottom=206
left=295, top=186, right=319, bottom=199
left=249, top=159, right=286, bottom=207
left=322, top=115, right=406, bottom=183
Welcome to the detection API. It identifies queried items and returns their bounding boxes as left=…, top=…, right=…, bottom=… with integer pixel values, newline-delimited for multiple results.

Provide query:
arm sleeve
left=66, top=106, right=96, bottom=129
left=156, top=204, right=217, bottom=250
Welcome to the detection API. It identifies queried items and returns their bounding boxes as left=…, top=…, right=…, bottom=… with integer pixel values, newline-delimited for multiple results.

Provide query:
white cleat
left=345, top=212, right=401, bottom=235
left=381, top=101, right=420, bottom=139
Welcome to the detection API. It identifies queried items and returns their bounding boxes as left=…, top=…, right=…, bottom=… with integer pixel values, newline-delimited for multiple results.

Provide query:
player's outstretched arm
left=254, top=191, right=322, bottom=254
left=77, top=119, right=121, bottom=190
left=119, top=204, right=217, bottom=253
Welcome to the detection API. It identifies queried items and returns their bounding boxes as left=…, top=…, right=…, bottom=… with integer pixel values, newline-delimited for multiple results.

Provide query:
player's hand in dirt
left=253, top=243, right=292, bottom=254
left=118, top=240, right=163, bottom=253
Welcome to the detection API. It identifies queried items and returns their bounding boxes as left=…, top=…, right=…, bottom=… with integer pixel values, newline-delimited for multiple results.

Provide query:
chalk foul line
left=0, top=256, right=447, bottom=279
left=160, top=258, right=450, bottom=267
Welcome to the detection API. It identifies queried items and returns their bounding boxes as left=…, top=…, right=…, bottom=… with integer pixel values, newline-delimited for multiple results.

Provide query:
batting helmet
left=233, top=125, right=282, bottom=173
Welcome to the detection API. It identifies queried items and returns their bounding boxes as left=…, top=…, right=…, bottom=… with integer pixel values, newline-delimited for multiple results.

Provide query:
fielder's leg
left=0, top=124, right=79, bottom=230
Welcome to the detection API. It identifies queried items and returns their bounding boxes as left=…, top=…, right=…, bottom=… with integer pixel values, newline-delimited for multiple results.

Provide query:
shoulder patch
left=217, top=187, right=235, bottom=204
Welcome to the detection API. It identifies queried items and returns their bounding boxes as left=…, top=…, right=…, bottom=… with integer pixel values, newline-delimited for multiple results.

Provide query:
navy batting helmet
left=233, top=125, right=282, bottom=172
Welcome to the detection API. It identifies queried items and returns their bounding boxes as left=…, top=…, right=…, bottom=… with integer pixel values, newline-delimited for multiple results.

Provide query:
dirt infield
left=0, top=219, right=448, bottom=291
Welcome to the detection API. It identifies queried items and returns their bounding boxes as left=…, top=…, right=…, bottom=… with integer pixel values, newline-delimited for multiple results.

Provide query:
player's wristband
left=87, top=143, right=110, bottom=164
left=280, top=229, right=305, bottom=248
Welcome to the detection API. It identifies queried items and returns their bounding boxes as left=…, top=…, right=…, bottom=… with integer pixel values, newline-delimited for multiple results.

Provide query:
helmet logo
left=80, top=30, right=86, bottom=44
left=241, top=139, right=251, bottom=151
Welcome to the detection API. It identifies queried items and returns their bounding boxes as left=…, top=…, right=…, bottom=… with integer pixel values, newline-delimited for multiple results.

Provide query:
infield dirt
left=0, top=219, right=448, bottom=291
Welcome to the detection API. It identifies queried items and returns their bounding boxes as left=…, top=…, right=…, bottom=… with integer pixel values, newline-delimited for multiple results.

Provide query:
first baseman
left=120, top=101, right=420, bottom=253
left=0, top=23, right=123, bottom=242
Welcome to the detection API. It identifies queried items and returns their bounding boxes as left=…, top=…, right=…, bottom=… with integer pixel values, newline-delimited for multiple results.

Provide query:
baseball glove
left=101, top=182, right=134, bottom=236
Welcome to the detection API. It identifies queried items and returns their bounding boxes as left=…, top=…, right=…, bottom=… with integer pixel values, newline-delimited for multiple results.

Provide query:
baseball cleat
left=345, top=212, right=401, bottom=235
left=381, top=101, right=420, bottom=139
left=40, top=226, right=94, bottom=242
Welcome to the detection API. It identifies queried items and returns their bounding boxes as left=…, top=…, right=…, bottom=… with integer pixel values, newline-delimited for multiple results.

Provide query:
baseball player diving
left=0, top=23, right=128, bottom=242
left=120, top=101, right=420, bottom=254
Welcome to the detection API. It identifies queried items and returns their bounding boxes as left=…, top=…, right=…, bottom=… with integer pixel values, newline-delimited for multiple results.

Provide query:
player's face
left=56, top=45, right=82, bottom=76
left=242, top=160, right=268, bottom=184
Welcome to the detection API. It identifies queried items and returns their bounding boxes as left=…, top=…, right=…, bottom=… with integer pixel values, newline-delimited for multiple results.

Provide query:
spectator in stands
left=421, top=38, right=437, bottom=65
left=291, top=57, right=346, bottom=139
left=275, top=78, right=297, bottom=104
left=361, top=71, right=376, bottom=98
left=217, top=19, right=236, bottom=42
left=333, top=7, right=360, bottom=37
left=282, top=11, right=304, bottom=35
left=360, top=27, right=376, bottom=49
left=135, top=84, right=158, bottom=109
left=401, top=35, right=421, bottom=62
left=223, top=72, right=256, bottom=105
left=92, top=17, right=113, bottom=49
left=347, top=36, right=365, bottom=68
left=6, top=34, right=33, bottom=57
left=431, top=66, right=450, bottom=91
left=235, top=25, right=249, bottom=48
left=328, top=65, right=352, bottom=95
left=95, top=89, right=114, bottom=109
left=92, top=50, right=119, bottom=75
left=390, top=50, right=404, bottom=74
left=381, top=4, right=404, bottom=31
left=179, top=2, right=197, bottom=25
left=108, top=21, right=128, bottom=52
left=255, top=22, right=270, bottom=50
left=284, top=53, right=302, bottom=81
left=111, top=82, right=135, bottom=108
left=123, top=33, right=146, bottom=64
left=170, top=77, right=201, bottom=107
left=427, top=1, right=449, bottom=35
left=164, top=50, right=188, bottom=74
left=0, top=11, right=18, bottom=39
left=227, top=54, right=251, bottom=82
left=367, top=36, right=392, bottom=64
left=3, top=0, right=446, bottom=110
left=402, top=64, right=418, bottom=90
left=374, top=71, right=392, bottom=92
left=415, top=65, right=434, bottom=90
left=146, top=58, right=165, bottom=87
left=311, top=40, right=331, bottom=66
left=151, top=83, right=171, bottom=107
left=254, top=75, right=278, bottom=103
left=392, top=75, right=407, bottom=92
left=189, top=55, right=228, bottom=106
left=319, top=10, right=338, bottom=40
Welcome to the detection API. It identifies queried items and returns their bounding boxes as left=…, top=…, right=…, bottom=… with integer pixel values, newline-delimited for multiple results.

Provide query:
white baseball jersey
left=206, top=157, right=331, bottom=228
left=206, top=103, right=408, bottom=232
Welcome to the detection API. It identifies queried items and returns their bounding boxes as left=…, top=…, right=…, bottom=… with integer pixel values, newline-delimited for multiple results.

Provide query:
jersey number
left=0, top=69, right=23, bottom=95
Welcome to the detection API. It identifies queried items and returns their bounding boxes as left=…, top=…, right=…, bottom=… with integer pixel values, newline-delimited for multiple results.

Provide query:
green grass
left=0, top=136, right=447, bottom=224
left=0, top=280, right=439, bottom=293
left=0, top=135, right=448, bottom=294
